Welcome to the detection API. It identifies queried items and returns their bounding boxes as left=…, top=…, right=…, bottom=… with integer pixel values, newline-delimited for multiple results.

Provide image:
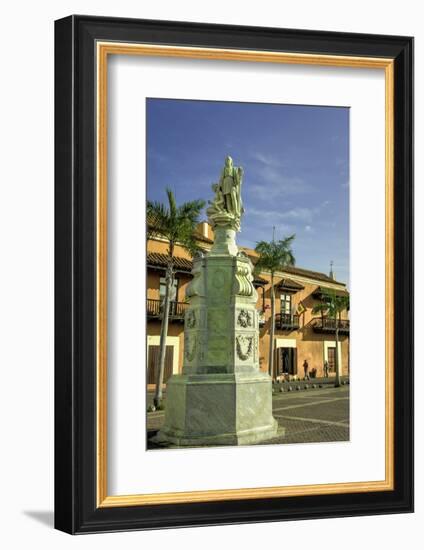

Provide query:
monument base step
left=152, top=421, right=280, bottom=447
left=151, top=372, right=280, bottom=447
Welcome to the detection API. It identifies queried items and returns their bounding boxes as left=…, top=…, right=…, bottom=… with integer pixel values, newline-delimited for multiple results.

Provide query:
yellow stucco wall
left=257, top=274, right=349, bottom=378
left=146, top=236, right=350, bottom=382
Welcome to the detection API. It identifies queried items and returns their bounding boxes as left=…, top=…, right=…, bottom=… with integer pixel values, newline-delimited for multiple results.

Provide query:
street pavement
left=146, top=384, right=350, bottom=449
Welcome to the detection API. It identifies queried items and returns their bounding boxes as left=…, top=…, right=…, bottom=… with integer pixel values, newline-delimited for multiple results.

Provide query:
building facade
left=146, top=222, right=349, bottom=386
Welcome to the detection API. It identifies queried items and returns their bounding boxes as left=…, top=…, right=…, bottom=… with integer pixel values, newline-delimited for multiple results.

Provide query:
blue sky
left=146, top=98, right=349, bottom=285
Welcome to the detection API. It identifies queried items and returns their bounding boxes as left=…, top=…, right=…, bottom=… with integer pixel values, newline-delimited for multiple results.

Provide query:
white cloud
left=249, top=172, right=311, bottom=197
left=248, top=151, right=311, bottom=196
left=245, top=207, right=293, bottom=231
left=251, top=151, right=285, bottom=168
left=279, top=207, right=316, bottom=222
left=246, top=203, right=328, bottom=228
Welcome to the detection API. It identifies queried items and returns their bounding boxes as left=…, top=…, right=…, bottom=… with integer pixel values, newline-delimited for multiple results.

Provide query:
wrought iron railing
left=274, top=313, right=300, bottom=330
left=146, top=299, right=187, bottom=320
left=311, top=317, right=350, bottom=334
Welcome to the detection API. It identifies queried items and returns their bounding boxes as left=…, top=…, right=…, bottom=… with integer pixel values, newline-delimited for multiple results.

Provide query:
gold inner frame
left=96, top=42, right=394, bottom=508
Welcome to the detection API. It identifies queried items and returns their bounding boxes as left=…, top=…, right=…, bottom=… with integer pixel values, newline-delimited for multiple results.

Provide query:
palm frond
left=177, top=199, right=206, bottom=221
left=147, top=189, right=205, bottom=258
left=147, top=200, right=171, bottom=238
left=312, top=302, right=329, bottom=315
left=254, top=234, right=296, bottom=275
left=319, top=289, right=350, bottom=318
left=166, top=188, right=177, bottom=220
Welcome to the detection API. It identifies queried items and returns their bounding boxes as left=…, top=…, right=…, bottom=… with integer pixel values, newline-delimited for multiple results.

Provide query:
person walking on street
left=303, top=359, right=309, bottom=380
left=324, top=360, right=329, bottom=378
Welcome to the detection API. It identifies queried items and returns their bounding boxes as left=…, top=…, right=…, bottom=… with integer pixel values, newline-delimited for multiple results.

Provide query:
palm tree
left=147, top=188, right=205, bottom=408
left=254, top=235, right=296, bottom=379
left=312, top=301, right=327, bottom=329
left=312, top=289, right=350, bottom=387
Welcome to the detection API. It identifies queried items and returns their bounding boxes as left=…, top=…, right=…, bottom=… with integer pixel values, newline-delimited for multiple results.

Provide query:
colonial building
left=146, top=221, right=349, bottom=386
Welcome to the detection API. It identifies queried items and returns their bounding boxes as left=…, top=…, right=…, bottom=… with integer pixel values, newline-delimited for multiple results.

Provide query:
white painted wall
left=324, top=340, right=342, bottom=372
left=275, top=339, right=297, bottom=349
left=0, top=1, right=421, bottom=549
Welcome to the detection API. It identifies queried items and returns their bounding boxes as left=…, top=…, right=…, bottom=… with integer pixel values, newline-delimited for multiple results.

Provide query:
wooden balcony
left=311, top=317, right=350, bottom=334
left=275, top=313, right=300, bottom=331
left=146, top=299, right=187, bottom=322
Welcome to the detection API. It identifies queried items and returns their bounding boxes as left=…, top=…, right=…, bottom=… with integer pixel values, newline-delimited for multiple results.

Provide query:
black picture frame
left=55, top=15, right=414, bottom=534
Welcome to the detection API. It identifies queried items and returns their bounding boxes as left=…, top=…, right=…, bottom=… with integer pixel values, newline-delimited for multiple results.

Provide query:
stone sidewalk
left=146, top=384, right=350, bottom=449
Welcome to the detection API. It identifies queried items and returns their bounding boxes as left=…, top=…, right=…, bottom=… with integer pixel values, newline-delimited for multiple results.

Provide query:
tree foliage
left=147, top=188, right=206, bottom=259
left=312, top=288, right=349, bottom=387
left=254, top=235, right=296, bottom=275
left=312, top=289, right=350, bottom=319
left=147, top=188, right=205, bottom=408
left=254, top=234, right=296, bottom=379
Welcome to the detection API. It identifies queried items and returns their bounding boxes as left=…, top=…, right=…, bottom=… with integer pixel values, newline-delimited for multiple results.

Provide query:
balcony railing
left=146, top=299, right=187, bottom=321
left=311, top=317, right=350, bottom=334
left=275, top=313, right=300, bottom=331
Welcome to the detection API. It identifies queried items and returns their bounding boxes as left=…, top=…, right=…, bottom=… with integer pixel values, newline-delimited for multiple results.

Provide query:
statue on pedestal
left=207, top=156, right=244, bottom=231
left=152, top=155, right=279, bottom=447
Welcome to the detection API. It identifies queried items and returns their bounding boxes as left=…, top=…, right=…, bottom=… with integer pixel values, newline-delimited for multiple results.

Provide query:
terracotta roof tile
left=312, top=286, right=350, bottom=298
left=282, top=265, right=344, bottom=285
left=241, top=248, right=345, bottom=285
left=147, top=252, right=193, bottom=272
left=277, top=277, right=305, bottom=291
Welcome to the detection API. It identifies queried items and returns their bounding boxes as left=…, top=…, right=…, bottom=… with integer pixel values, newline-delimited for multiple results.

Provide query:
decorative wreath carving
left=186, top=309, right=196, bottom=329
left=236, top=335, right=253, bottom=361
left=237, top=309, right=253, bottom=328
left=185, top=334, right=197, bottom=362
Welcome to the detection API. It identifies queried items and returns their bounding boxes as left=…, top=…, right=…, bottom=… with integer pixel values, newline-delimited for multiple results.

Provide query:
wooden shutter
left=327, top=347, right=336, bottom=372
left=292, top=348, right=298, bottom=375
left=147, top=345, right=174, bottom=384
left=274, top=347, right=282, bottom=377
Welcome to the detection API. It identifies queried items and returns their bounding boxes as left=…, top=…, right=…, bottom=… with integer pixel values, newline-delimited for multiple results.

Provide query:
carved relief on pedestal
left=185, top=309, right=196, bottom=329
left=237, top=309, right=253, bottom=328
left=184, top=334, right=197, bottom=363
left=236, top=335, right=253, bottom=361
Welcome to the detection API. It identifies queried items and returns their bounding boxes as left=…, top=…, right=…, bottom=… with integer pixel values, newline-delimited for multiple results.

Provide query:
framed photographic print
left=54, top=15, right=414, bottom=534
